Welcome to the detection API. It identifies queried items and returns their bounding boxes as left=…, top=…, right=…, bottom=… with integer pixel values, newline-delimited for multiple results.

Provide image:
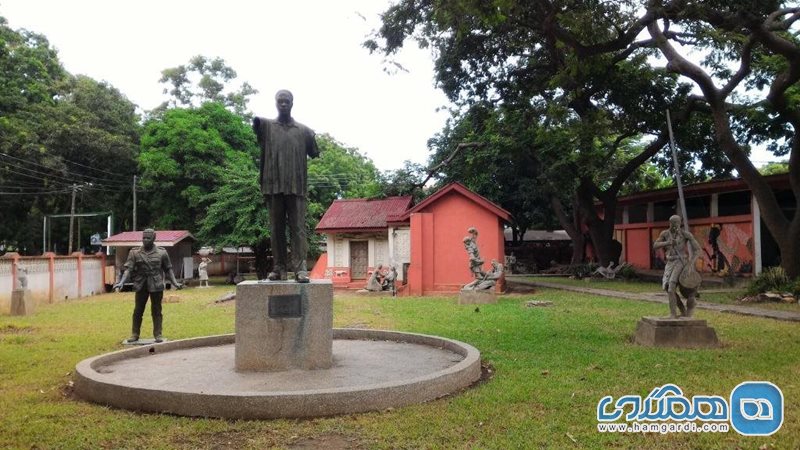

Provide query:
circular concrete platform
left=74, top=328, right=481, bottom=419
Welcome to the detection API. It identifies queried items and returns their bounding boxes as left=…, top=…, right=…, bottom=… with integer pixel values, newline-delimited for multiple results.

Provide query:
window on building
left=718, top=191, right=751, bottom=216
left=628, top=203, right=648, bottom=223
left=686, top=196, right=710, bottom=219
left=653, top=201, right=676, bottom=222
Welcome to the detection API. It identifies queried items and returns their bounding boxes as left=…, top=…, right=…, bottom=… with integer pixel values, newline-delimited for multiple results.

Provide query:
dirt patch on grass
left=288, top=433, right=363, bottom=449
left=171, top=430, right=255, bottom=449
left=0, top=324, right=35, bottom=334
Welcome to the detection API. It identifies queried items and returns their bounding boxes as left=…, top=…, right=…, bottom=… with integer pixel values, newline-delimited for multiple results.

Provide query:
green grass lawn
left=519, top=275, right=664, bottom=293
left=1, top=285, right=799, bottom=449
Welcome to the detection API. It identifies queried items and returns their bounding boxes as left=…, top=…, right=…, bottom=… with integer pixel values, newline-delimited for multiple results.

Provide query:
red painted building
left=312, top=183, right=511, bottom=295
left=613, top=173, right=794, bottom=275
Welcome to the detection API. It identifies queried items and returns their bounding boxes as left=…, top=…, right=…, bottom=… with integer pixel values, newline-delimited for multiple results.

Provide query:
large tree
left=1, top=17, right=140, bottom=253
left=138, top=102, right=258, bottom=230
left=366, top=0, right=706, bottom=266
left=156, top=55, right=257, bottom=118
left=646, top=1, right=800, bottom=277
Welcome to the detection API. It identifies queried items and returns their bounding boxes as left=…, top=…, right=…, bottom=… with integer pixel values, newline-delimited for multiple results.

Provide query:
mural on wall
left=650, top=222, right=753, bottom=274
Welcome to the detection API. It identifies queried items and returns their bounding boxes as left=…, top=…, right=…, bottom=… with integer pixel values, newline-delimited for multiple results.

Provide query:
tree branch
left=647, top=19, right=723, bottom=106
left=413, top=142, right=484, bottom=190
left=719, top=36, right=755, bottom=98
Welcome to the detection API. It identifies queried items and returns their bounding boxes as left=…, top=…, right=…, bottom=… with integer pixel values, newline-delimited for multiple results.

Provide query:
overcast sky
left=0, top=0, right=451, bottom=171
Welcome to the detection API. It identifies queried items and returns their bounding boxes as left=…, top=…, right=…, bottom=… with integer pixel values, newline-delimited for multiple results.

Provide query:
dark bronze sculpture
left=253, top=90, right=320, bottom=282
left=114, top=229, right=183, bottom=343
left=653, top=215, right=702, bottom=318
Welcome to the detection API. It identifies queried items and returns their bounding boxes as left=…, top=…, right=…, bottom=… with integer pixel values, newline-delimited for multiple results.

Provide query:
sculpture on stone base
left=653, top=215, right=702, bottom=318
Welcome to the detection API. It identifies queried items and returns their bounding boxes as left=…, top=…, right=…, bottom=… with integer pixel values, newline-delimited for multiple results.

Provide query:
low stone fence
left=0, top=252, right=108, bottom=314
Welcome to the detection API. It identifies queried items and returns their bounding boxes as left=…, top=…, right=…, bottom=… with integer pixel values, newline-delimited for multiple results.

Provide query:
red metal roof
left=316, top=196, right=413, bottom=231
left=615, top=173, right=790, bottom=206
left=390, top=182, right=512, bottom=223
left=103, top=230, right=195, bottom=247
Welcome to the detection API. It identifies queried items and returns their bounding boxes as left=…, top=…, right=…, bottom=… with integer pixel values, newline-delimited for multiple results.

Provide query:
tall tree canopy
left=138, top=101, right=258, bottom=231
left=157, top=55, right=257, bottom=118
left=367, top=0, right=703, bottom=265
left=1, top=17, right=140, bottom=254
left=646, top=0, right=800, bottom=277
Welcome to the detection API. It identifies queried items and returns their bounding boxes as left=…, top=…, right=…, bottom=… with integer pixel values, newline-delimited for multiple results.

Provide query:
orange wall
left=616, top=214, right=754, bottom=274
left=409, top=191, right=505, bottom=295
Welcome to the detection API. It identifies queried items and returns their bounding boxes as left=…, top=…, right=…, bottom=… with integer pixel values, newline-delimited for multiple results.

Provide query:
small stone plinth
left=11, top=289, right=34, bottom=316
left=634, top=316, right=720, bottom=348
left=235, top=280, right=332, bottom=371
left=458, top=290, right=497, bottom=305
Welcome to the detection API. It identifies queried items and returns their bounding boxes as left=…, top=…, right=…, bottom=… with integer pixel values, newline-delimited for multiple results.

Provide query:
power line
left=0, top=152, right=133, bottom=187
left=0, top=160, right=130, bottom=189
left=0, top=189, right=72, bottom=195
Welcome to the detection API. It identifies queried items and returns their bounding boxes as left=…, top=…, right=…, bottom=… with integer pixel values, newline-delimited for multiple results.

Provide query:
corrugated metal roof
left=103, top=230, right=194, bottom=247
left=390, top=182, right=512, bottom=223
left=316, top=196, right=413, bottom=231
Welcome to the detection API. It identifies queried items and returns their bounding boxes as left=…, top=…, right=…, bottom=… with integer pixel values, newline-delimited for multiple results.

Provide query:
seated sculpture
left=365, top=264, right=385, bottom=292
left=463, top=260, right=503, bottom=291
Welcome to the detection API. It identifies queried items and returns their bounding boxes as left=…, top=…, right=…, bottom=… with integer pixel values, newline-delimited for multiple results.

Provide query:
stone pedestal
left=458, top=290, right=497, bottom=305
left=11, top=289, right=34, bottom=316
left=634, top=316, right=720, bottom=348
left=235, top=280, right=332, bottom=371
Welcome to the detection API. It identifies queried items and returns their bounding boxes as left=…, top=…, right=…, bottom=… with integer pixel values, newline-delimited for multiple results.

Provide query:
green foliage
left=758, top=160, right=790, bottom=175
left=0, top=17, right=140, bottom=252
left=156, top=55, right=257, bottom=118
left=747, top=266, right=793, bottom=295
left=195, top=151, right=267, bottom=249
left=565, top=263, right=599, bottom=279
left=138, top=102, right=257, bottom=230
left=307, top=134, right=382, bottom=209
left=377, top=160, right=429, bottom=202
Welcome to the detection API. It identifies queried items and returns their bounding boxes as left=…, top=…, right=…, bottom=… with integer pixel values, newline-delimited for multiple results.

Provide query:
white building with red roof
left=311, top=183, right=511, bottom=295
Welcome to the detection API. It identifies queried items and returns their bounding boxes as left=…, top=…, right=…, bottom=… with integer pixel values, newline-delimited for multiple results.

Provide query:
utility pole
left=68, top=183, right=77, bottom=254
left=133, top=175, right=137, bottom=231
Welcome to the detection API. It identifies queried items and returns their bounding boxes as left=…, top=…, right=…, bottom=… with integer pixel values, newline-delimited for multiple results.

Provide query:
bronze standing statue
left=114, top=229, right=183, bottom=343
left=253, top=90, right=320, bottom=282
left=653, top=215, right=702, bottom=318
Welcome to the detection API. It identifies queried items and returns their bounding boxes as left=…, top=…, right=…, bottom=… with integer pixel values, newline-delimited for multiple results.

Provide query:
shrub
left=747, top=266, right=792, bottom=295
left=617, top=264, right=639, bottom=280
left=566, top=263, right=598, bottom=279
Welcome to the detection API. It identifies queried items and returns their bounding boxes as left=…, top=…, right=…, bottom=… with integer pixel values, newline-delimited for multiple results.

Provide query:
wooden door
left=350, top=241, right=368, bottom=279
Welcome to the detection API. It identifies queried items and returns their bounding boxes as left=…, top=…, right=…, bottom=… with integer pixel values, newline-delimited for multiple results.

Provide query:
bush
left=617, top=264, right=639, bottom=280
left=747, top=266, right=792, bottom=295
left=565, top=263, right=598, bottom=279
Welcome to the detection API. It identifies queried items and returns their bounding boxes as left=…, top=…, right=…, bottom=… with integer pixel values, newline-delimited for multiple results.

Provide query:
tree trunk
left=550, top=194, right=585, bottom=264
left=576, top=180, right=619, bottom=267
left=648, top=18, right=800, bottom=278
